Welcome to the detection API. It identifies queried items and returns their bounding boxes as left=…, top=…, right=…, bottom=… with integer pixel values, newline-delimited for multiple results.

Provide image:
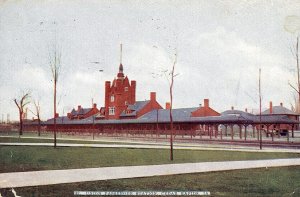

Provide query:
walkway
left=1, top=158, right=300, bottom=188
left=1, top=142, right=300, bottom=153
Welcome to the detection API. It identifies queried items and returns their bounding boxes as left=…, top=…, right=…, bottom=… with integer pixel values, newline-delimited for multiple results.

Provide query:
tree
left=289, top=36, right=300, bottom=113
left=29, top=99, right=41, bottom=136
left=14, top=92, right=30, bottom=136
left=49, top=43, right=62, bottom=148
left=162, top=53, right=178, bottom=161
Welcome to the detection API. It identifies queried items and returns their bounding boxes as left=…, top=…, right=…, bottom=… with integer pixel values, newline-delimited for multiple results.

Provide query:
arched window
left=110, top=95, right=114, bottom=102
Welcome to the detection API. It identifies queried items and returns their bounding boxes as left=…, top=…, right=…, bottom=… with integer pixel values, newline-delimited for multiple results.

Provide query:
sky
left=0, top=0, right=300, bottom=121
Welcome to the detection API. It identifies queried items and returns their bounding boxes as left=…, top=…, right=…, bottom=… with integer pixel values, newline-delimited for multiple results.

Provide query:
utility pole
left=169, top=54, right=177, bottom=161
left=156, top=109, right=159, bottom=140
left=259, top=68, right=262, bottom=150
left=92, top=114, right=95, bottom=140
left=7, top=114, right=10, bottom=124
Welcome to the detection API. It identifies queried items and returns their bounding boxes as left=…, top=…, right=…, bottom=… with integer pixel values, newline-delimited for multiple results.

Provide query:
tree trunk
left=169, top=95, right=173, bottom=161
left=296, top=37, right=300, bottom=114
left=19, top=112, right=23, bottom=136
left=54, top=81, right=57, bottom=148
left=38, top=118, right=41, bottom=136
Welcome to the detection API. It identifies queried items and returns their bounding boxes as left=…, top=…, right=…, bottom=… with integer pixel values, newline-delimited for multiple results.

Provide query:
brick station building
left=35, top=60, right=298, bottom=142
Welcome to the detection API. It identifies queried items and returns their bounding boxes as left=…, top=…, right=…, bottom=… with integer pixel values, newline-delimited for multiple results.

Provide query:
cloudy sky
left=0, top=0, right=300, bottom=121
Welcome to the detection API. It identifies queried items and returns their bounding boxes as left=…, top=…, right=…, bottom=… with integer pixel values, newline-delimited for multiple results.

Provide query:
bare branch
left=28, top=108, right=37, bottom=117
left=49, top=36, right=62, bottom=148
left=29, top=99, right=41, bottom=118
left=289, top=82, right=299, bottom=93
left=244, top=91, right=258, bottom=104
left=13, top=91, right=30, bottom=135
left=173, top=73, right=180, bottom=78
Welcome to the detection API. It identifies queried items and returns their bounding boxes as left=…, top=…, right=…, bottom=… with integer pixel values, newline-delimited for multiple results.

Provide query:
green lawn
left=0, top=146, right=299, bottom=173
left=1, top=166, right=299, bottom=197
left=0, top=136, right=138, bottom=145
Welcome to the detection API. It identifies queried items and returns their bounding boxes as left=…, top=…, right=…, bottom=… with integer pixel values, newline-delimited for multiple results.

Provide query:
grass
left=0, top=136, right=138, bottom=145
left=1, top=166, right=299, bottom=197
left=0, top=146, right=299, bottom=173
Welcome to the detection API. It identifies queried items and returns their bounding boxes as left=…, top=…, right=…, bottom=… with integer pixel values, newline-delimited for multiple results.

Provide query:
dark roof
left=262, top=106, right=299, bottom=116
left=120, top=101, right=150, bottom=117
left=221, top=110, right=255, bottom=119
left=70, top=107, right=93, bottom=116
left=45, top=115, right=96, bottom=125
left=70, top=109, right=76, bottom=115
left=221, top=109, right=298, bottom=124
left=44, top=108, right=299, bottom=125
left=138, top=107, right=198, bottom=122
left=79, top=108, right=92, bottom=115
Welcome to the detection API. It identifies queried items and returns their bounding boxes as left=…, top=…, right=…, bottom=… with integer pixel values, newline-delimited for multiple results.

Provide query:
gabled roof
left=70, top=109, right=76, bottom=115
left=138, top=107, right=198, bottom=122
left=221, top=110, right=255, bottom=118
left=69, top=107, right=94, bottom=117
left=120, top=101, right=150, bottom=117
left=191, top=106, right=220, bottom=117
left=262, top=106, right=299, bottom=116
left=221, top=109, right=298, bottom=124
left=78, top=108, right=92, bottom=115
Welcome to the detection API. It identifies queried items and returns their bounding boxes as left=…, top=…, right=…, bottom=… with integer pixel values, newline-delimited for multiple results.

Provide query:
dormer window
left=125, top=87, right=128, bottom=91
left=110, top=95, right=115, bottom=102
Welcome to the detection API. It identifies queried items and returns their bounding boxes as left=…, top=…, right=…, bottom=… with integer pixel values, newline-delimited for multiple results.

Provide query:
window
left=125, top=87, right=128, bottom=91
left=110, top=95, right=114, bottom=102
left=109, top=107, right=115, bottom=115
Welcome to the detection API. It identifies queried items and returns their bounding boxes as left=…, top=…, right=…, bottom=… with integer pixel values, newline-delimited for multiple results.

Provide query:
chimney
left=231, top=106, right=234, bottom=110
left=166, top=102, right=171, bottom=110
left=150, top=92, right=156, bottom=101
left=78, top=105, right=81, bottom=111
left=131, top=80, right=136, bottom=102
left=269, top=101, right=273, bottom=114
left=245, top=108, right=248, bottom=113
left=93, top=103, right=97, bottom=109
left=204, top=99, right=209, bottom=108
left=280, top=102, right=283, bottom=107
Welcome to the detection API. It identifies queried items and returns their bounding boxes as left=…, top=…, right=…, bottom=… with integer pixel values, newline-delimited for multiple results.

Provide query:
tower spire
left=118, top=43, right=124, bottom=78
left=120, top=43, right=122, bottom=65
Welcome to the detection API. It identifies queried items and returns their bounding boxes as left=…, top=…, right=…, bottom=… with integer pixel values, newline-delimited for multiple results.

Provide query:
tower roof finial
left=120, top=43, right=122, bottom=65
left=118, top=43, right=124, bottom=78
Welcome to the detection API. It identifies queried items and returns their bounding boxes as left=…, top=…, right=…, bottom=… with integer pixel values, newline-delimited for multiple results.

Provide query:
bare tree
left=162, top=53, right=178, bottom=161
left=29, top=99, right=41, bottom=136
left=14, top=92, right=30, bottom=136
left=49, top=43, right=62, bottom=148
left=288, top=36, right=300, bottom=113
left=290, top=92, right=298, bottom=112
